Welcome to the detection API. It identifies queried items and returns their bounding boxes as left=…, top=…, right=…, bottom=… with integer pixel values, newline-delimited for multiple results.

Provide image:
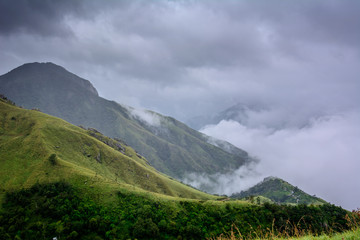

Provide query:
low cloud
left=182, top=162, right=262, bottom=196
left=128, top=107, right=162, bottom=127
left=200, top=109, right=360, bottom=210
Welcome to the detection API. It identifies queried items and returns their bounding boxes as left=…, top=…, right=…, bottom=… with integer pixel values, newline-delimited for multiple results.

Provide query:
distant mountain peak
left=10, top=62, right=67, bottom=75
left=187, top=102, right=267, bottom=130
left=3, top=62, right=98, bottom=96
left=19, top=61, right=63, bottom=68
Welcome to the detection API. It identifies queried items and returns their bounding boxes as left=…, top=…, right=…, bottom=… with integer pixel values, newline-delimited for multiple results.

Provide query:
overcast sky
left=1, top=0, right=359, bottom=210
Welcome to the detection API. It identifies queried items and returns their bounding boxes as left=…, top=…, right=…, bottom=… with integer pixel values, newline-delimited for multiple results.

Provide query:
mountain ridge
left=0, top=97, right=213, bottom=200
left=0, top=62, right=253, bottom=181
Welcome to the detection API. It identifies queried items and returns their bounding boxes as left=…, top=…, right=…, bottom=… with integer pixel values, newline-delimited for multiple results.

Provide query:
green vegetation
left=232, top=177, right=327, bottom=205
left=0, top=62, right=252, bottom=180
left=293, top=229, right=360, bottom=240
left=0, top=182, right=355, bottom=240
left=0, top=97, right=357, bottom=239
left=212, top=227, right=360, bottom=240
left=212, top=212, right=360, bottom=240
left=0, top=94, right=357, bottom=240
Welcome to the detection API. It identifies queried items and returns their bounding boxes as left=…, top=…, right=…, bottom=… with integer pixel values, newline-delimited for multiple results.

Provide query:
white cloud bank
left=200, top=110, right=360, bottom=210
left=182, top=163, right=262, bottom=196
left=128, top=107, right=162, bottom=127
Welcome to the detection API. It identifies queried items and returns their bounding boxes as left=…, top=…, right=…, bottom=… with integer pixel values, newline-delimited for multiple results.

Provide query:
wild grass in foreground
left=211, top=209, right=360, bottom=240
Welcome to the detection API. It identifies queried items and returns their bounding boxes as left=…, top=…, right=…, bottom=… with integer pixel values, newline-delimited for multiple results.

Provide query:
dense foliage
left=0, top=182, right=351, bottom=240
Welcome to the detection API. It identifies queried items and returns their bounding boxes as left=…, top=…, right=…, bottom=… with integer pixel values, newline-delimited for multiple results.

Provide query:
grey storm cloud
left=0, top=0, right=84, bottom=36
left=0, top=0, right=359, bottom=126
left=0, top=0, right=359, bottom=209
left=1, top=0, right=359, bottom=88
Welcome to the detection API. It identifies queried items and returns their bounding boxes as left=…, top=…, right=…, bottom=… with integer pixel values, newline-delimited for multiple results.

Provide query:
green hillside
left=0, top=97, right=213, bottom=200
left=231, top=176, right=327, bottom=205
left=0, top=62, right=252, bottom=180
left=0, top=97, right=354, bottom=240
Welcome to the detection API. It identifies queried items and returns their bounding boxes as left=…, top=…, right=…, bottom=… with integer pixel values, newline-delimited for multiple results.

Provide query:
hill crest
left=231, top=176, right=327, bottom=205
left=0, top=97, right=213, bottom=200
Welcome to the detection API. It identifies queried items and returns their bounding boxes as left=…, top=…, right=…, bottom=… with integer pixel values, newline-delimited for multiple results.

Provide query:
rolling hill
left=0, top=62, right=253, bottom=180
left=0, top=96, right=213, bottom=200
left=231, top=176, right=327, bottom=205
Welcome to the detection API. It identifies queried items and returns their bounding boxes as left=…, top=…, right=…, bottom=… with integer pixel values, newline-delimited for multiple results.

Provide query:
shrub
left=48, top=154, right=57, bottom=165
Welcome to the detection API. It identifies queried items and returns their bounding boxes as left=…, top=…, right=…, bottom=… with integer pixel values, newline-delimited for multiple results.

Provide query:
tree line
left=0, top=182, right=355, bottom=240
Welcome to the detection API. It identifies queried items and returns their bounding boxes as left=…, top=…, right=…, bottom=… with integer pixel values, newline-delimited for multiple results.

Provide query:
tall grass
left=210, top=209, right=360, bottom=240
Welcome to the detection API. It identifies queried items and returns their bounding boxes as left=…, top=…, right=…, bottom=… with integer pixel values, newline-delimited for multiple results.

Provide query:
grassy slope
left=293, top=229, right=360, bottom=240
left=0, top=62, right=251, bottom=179
left=0, top=99, right=215, bottom=202
left=213, top=228, right=360, bottom=240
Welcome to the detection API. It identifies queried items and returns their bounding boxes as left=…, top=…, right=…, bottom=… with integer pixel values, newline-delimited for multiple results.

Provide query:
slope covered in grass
left=232, top=177, right=327, bottom=205
left=212, top=228, right=360, bottom=240
left=0, top=97, right=213, bottom=200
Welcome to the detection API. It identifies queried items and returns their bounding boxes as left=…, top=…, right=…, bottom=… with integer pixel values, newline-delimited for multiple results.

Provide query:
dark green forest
left=0, top=182, right=352, bottom=240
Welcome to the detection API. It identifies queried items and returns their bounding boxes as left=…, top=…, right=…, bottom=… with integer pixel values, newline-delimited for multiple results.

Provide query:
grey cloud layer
left=0, top=0, right=87, bottom=36
left=1, top=0, right=359, bottom=119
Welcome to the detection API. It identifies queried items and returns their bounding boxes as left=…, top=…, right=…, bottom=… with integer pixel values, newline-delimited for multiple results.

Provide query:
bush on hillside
left=48, top=154, right=57, bottom=165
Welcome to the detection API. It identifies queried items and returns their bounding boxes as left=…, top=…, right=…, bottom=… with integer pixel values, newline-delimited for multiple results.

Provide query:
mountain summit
left=2, top=62, right=98, bottom=96
left=0, top=62, right=253, bottom=181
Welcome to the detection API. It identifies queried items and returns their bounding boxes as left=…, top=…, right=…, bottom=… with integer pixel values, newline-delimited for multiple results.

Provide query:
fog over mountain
left=0, top=0, right=359, bottom=210
left=200, top=105, right=360, bottom=210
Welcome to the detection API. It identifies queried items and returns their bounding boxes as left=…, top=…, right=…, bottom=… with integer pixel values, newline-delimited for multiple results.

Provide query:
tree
left=133, top=218, right=159, bottom=239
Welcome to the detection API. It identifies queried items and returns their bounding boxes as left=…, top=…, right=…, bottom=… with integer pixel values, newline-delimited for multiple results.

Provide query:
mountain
left=187, top=102, right=265, bottom=130
left=231, top=176, right=327, bottom=205
left=0, top=62, right=252, bottom=180
left=0, top=96, right=213, bottom=199
left=188, top=102, right=330, bottom=131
